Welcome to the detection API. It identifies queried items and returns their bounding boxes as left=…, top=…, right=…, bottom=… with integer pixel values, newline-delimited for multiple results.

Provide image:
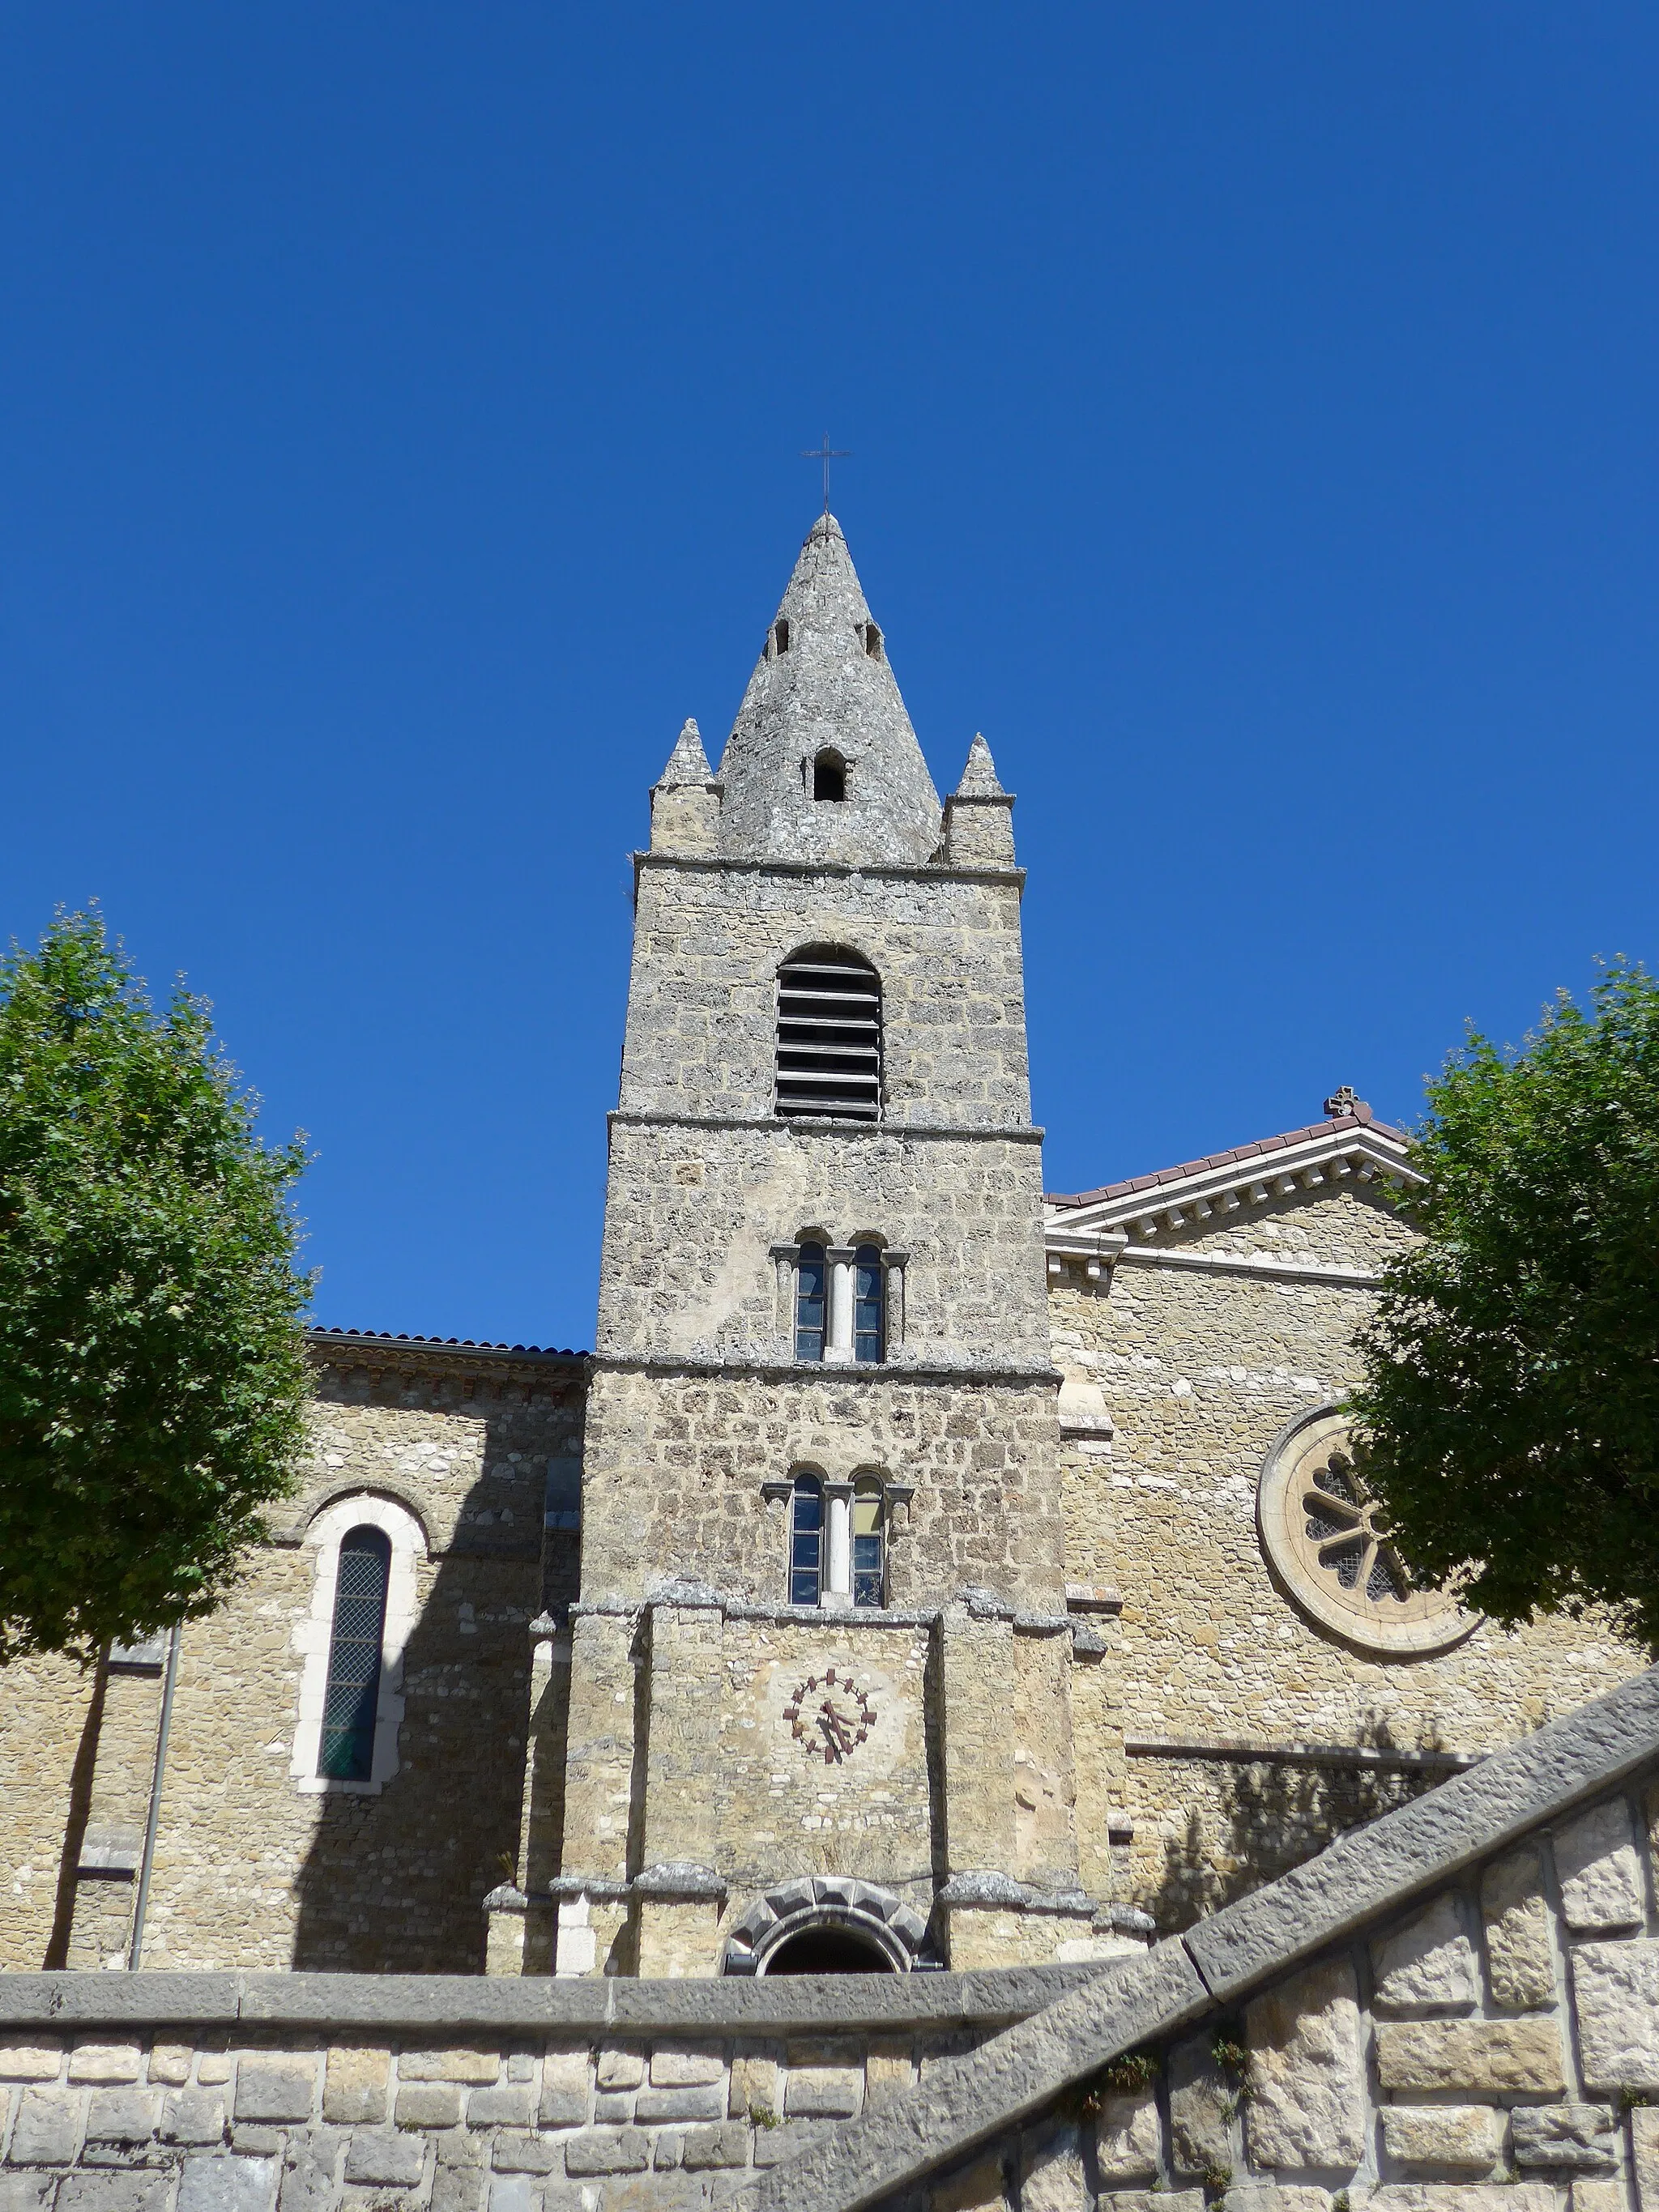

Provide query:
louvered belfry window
left=775, top=949, right=881, bottom=1122
left=318, top=1525, right=391, bottom=1781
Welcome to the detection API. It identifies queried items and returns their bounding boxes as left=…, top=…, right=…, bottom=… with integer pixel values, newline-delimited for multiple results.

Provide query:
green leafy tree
left=0, top=911, right=312, bottom=1664
left=1351, top=960, right=1659, bottom=1652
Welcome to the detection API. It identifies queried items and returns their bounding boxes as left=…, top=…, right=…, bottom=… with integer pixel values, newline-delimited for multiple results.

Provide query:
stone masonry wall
left=0, top=1971, right=1094, bottom=2212
left=0, top=1347, right=585, bottom=1979
left=1049, top=1178, right=1645, bottom=1927
left=869, top=1762, right=1659, bottom=2210
left=578, top=1371, right=1062, bottom=1609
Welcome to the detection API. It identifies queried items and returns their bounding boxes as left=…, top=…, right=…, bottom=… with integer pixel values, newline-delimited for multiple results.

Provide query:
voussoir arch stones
left=723, top=1877, right=938, bottom=1975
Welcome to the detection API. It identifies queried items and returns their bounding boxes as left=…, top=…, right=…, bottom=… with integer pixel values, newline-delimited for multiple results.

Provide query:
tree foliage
left=1350, top=960, right=1659, bottom=1652
left=0, top=911, right=312, bottom=1664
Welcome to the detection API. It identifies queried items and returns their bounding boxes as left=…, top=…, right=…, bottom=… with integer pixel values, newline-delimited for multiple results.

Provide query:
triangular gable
left=1044, top=1107, right=1420, bottom=1263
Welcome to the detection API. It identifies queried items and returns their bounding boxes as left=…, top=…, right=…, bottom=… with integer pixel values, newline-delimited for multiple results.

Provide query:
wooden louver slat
left=776, top=952, right=881, bottom=1122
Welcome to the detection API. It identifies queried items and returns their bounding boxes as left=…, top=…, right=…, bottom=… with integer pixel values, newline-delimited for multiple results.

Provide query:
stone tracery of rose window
left=1258, top=1410, right=1477, bottom=1658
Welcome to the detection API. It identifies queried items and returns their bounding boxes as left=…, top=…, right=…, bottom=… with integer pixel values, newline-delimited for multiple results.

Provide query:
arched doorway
left=722, top=1876, right=936, bottom=1975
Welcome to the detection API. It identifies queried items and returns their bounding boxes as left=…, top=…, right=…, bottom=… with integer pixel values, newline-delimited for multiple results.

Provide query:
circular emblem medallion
left=783, top=1669, right=878, bottom=1765
left=1258, top=1409, right=1478, bottom=1658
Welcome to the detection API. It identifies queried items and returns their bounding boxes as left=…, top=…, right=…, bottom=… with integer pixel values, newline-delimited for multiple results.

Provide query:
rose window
left=1258, top=1410, right=1477, bottom=1657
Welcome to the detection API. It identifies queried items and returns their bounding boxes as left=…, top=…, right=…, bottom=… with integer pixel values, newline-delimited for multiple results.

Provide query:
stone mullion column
left=823, top=1482, right=855, bottom=1609
left=824, top=1247, right=856, bottom=1363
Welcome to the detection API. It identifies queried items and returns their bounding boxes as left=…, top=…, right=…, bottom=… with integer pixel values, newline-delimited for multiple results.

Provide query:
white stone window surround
left=290, top=1492, right=426, bottom=1796
left=771, top=1237, right=906, bottom=1359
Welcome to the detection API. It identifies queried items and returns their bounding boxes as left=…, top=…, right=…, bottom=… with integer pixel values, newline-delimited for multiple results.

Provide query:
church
left=0, top=513, right=1638, bottom=1983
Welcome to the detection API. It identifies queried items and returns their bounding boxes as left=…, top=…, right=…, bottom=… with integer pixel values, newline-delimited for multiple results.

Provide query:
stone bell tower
left=517, top=514, right=1107, bottom=1977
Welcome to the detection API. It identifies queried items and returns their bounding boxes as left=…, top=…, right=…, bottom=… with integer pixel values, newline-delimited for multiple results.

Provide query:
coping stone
left=1184, top=1668, right=1659, bottom=2001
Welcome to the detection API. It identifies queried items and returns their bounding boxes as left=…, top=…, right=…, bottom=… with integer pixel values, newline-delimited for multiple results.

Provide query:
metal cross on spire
left=802, top=434, right=851, bottom=517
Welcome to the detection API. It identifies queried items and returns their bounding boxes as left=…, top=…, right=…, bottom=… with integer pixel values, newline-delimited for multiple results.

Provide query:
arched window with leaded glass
left=790, top=1473, right=824, bottom=1605
left=318, top=1525, right=392, bottom=1781
left=852, top=1479, right=885, bottom=1608
left=853, top=1244, right=885, bottom=1363
left=795, top=1242, right=827, bottom=1360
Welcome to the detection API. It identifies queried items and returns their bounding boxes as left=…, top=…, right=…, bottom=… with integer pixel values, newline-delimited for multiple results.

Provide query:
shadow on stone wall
left=1144, top=1712, right=1448, bottom=1933
left=288, top=1400, right=577, bottom=1975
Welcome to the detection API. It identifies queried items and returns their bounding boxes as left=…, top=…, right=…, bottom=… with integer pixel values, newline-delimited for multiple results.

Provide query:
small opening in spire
left=863, top=622, right=883, bottom=662
left=774, top=618, right=791, bottom=656
left=812, top=750, right=847, bottom=803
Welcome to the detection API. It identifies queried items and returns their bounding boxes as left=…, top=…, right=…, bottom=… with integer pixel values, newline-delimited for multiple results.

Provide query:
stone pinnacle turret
left=714, top=514, right=941, bottom=866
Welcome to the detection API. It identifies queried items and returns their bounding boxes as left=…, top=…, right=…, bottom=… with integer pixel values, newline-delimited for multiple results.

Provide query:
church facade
left=0, top=516, right=1637, bottom=1982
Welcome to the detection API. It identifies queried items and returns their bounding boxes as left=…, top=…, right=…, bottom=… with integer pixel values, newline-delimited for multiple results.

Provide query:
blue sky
left=5, top=6, right=1657, bottom=1351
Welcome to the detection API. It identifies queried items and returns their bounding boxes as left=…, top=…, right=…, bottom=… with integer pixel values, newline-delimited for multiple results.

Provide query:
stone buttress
left=507, top=515, right=1118, bottom=1979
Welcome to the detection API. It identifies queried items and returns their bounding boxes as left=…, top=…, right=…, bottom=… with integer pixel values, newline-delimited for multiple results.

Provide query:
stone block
left=1167, top=2039, right=1229, bottom=2177
left=435, top=2171, right=486, bottom=2212
left=592, top=2095, right=632, bottom=2125
left=67, top=2051, right=142, bottom=2087
left=8, top=2089, right=81, bottom=2166
left=276, top=2141, right=338, bottom=2212
left=1572, top=2185, right=1626, bottom=2212
left=55, top=2180, right=170, bottom=2212
left=197, top=2061, right=233, bottom=2090
left=1098, top=2196, right=1203, bottom=2212
left=230, top=2132, right=283, bottom=2161
left=1634, top=2105, right=1659, bottom=2211
left=1378, top=2103, right=1503, bottom=2170
left=0, top=2180, right=57, bottom=2212
left=929, top=2154, right=1005, bottom=2212
left=1481, top=1848, right=1555, bottom=2011
left=392, top=2082, right=461, bottom=2129
left=1018, top=2124, right=1085, bottom=2212
left=680, top=2126, right=751, bottom=2171
left=595, top=2052, right=643, bottom=2092
left=1510, top=2103, right=1618, bottom=2172
left=781, top=2069, right=861, bottom=2120
left=0, top=2053, right=62, bottom=2085
left=491, top=2137, right=561, bottom=2176
left=162, top=2091, right=228, bottom=2148
left=634, top=2087, right=724, bottom=2125
left=563, top=2131, right=649, bottom=2177
left=1362, top=2191, right=1556, bottom=2211
left=147, top=2052, right=192, bottom=2089
left=863, top=2041, right=913, bottom=2113
left=652, top=2134, right=682, bottom=2171
left=1375, top=2014, right=1565, bottom=2093
left=84, top=2092, right=160, bottom=2146
left=727, top=2056, right=779, bottom=2123
left=1555, top=1798, right=1645, bottom=1932
left=465, top=2086, right=535, bottom=2129
left=399, top=2052, right=502, bottom=2086
left=177, top=2159, right=279, bottom=2212
left=1245, top=1956, right=1365, bottom=2172
left=1573, top=1938, right=1659, bottom=2089
left=234, top=2065, right=316, bottom=2126
left=323, top=2050, right=389, bottom=2126
left=343, top=2130, right=425, bottom=2187
left=1371, top=1893, right=1478, bottom=2014
left=648, top=2049, right=724, bottom=2088
left=750, top=2124, right=815, bottom=2169
left=541, top=2052, right=591, bottom=2130
left=486, top=2180, right=530, bottom=2212
left=1092, top=2089, right=1158, bottom=2184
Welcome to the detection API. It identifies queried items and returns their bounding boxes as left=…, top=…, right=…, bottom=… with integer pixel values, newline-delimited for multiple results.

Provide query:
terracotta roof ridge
left=1045, top=1112, right=1410, bottom=1211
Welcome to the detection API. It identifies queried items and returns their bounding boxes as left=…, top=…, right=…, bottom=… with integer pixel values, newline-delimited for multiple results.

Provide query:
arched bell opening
left=761, top=1920, right=895, bottom=1975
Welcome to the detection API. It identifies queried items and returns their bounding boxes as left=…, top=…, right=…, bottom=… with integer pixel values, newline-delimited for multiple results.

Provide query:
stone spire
left=649, top=717, right=720, bottom=856
left=658, top=716, right=714, bottom=786
left=714, top=514, right=941, bottom=865
left=953, top=731, right=1005, bottom=798
left=941, top=731, right=1016, bottom=868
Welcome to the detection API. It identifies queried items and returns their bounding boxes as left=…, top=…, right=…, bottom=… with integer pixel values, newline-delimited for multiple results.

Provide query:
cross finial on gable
left=1324, top=1085, right=1364, bottom=1119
